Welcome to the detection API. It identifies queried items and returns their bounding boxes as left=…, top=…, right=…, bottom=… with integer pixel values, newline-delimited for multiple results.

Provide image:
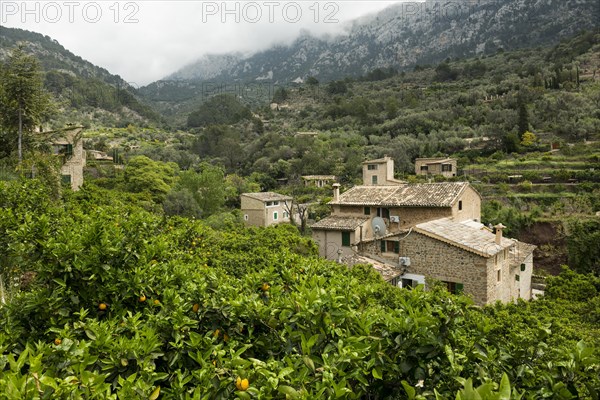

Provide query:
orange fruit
left=139, top=294, right=146, bottom=302
left=236, top=377, right=249, bottom=391
left=192, top=303, right=200, bottom=313
left=261, top=283, right=270, bottom=291
left=54, top=338, right=62, bottom=345
left=153, top=299, right=160, bottom=305
left=98, top=303, right=107, bottom=310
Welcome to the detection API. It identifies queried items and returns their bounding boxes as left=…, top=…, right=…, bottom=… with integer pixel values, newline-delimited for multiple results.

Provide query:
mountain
left=0, top=27, right=160, bottom=127
left=140, top=0, right=599, bottom=106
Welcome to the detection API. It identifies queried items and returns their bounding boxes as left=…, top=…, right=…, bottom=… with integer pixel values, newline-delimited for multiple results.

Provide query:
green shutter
left=394, top=241, right=400, bottom=253
left=364, top=207, right=370, bottom=215
left=66, top=144, right=73, bottom=157
left=342, top=232, right=351, bottom=247
left=456, top=283, right=464, bottom=294
left=380, top=240, right=386, bottom=252
left=520, top=263, right=526, bottom=272
left=515, top=275, right=520, bottom=282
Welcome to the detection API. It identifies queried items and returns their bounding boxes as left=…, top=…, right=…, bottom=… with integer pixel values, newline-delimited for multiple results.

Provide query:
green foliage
left=327, top=80, right=348, bottom=95
left=125, top=155, right=178, bottom=200
left=564, top=219, right=600, bottom=275
left=271, top=87, right=288, bottom=103
left=0, top=181, right=598, bottom=398
left=0, top=45, right=55, bottom=160
left=520, top=131, right=537, bottom=147
left=174, top=164, right=226, bottom=217
left=187, top=94, right=252, bottom=128
left=545, top=266, right=599, bottom=302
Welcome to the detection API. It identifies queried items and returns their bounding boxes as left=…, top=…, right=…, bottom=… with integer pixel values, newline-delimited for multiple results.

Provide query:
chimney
left=332, top=183, right=340, bottom=202
left=494, top=223, right=506, bottom=245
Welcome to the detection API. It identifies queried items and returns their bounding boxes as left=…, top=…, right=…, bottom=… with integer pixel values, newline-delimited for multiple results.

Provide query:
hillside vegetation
left=0, top=179, right=598, bottom=398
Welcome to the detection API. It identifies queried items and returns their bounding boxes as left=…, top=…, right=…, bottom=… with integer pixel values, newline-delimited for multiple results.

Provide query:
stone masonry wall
left=451, top=187, right=481, bottom=222
left=401, top=232, right=490, bottom=305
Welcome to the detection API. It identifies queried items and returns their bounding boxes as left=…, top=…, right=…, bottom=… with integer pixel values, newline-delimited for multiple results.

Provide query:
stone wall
left=451, top=187, right=481, bottom=222
left=486, top=249, right=511, bottom=303
left=401, top=231, right=491, bottom=305
left=396, top=207, right=452, bottom=229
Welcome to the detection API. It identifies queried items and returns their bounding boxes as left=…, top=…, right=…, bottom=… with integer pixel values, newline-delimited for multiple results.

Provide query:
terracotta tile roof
left=414, top=218, right=514, bottom=257
left=310, top=216, right=369, bottom=231
left=415, top=157, right=455, bottom=164
left=362, top=156, right=392, bottom=164
left=330, top=182, right=471, bottom=207
left=241, top=192, right=292, bottom=202
left=302, top=175, right=336, bottom=180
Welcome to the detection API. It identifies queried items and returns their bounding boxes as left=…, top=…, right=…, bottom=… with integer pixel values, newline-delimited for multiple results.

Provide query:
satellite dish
left=372, top=217, right=387, bottom=238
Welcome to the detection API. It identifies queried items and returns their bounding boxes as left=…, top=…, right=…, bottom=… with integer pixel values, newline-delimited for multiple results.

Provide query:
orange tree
left=0, top=179, right=598, bottom=398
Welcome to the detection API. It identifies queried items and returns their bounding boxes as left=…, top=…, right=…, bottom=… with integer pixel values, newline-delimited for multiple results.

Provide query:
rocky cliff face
left=153, top=0, right=598, bottom=87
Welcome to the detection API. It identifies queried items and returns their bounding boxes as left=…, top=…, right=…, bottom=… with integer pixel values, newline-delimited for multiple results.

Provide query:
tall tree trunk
left=18, top=107, right=23, bottom=165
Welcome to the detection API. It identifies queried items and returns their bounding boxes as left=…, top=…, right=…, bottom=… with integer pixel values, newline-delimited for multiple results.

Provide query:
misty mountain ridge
left=155, top=0, right=599, bottom=88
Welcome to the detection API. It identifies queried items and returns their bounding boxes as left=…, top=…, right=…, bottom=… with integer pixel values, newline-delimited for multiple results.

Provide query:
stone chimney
left=494, top=223, right=506, bottom=245
left=332, top=183, right=340, bottom=202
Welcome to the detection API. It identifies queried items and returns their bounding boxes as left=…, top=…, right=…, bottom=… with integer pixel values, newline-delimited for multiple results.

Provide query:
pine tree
left=517, top=97, right=529, bottom=136
left=0, top=44, right=54, bottom=164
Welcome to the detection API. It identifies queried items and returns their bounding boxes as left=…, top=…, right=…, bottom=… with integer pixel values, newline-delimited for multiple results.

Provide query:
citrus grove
left=0, top=179, right=598, bottom=398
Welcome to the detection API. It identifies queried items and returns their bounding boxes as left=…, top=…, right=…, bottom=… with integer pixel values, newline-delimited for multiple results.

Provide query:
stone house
left=310, top=157, right=535, bottom=305
left=415, top=157, right=457, bottom=178
left=49, top=126, right=85, bottom=191
left=400, top=219, right=534, bottom=304
left=302, top=175, right=336, bottom=188
left=312, top=180, right=482, bottom=260
left=362, top=156, right=405, bottom=186
left=240, top=192, right=293, bottom=227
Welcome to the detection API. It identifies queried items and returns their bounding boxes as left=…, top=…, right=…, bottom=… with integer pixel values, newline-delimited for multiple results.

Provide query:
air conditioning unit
left=399, top=257, right=411, bottom=267
left=390, top=216, right=400, bottom=223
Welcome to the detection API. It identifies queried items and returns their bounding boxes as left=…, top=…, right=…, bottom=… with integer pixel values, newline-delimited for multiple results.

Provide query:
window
left=61, top=175, right=71, bottom=184
left=401, top=278, right=414, bottom=289
left=266, top=201, right=279, bottom=207
left=443, top=281, right=464, bottom=295
left=458, top=200, right=463, bottom=211
left=244, top=214, right=249, bottom=221
left=377, top=208, right=390, bottom=219
left=442, top=164, right=452, bottom=172
left=341, top=232, right=351, bottom=247
left=520, top=263, right=526, bottom=272
left=497, top=269, right=501, bottom=282
left=420, top=165, right=428, bottom=171
left=283, top=211, right=289, bottom=218
left=367, top=164, right=378, bottom=170
left=515, top=275, right=520, bottom=282
left=372, top=175, right=378, bottom=184
left=386, top=241, right=400, bottom=253
left=273, top=211, right=278, bottom=220
left=364, top=207, right=370, bottom=215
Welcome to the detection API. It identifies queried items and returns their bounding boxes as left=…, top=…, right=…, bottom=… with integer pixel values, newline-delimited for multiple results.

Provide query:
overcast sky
left=2, top=1, right=402, bottom=86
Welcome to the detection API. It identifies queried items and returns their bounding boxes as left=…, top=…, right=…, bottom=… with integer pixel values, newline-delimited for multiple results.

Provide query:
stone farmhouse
left=241, top=192, right=293, bottom=228
left=48, top=126, right=85, bottom=191
left=311, top=157, right=535, bottom=305
left=415, top=157, right=458, bottom=178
